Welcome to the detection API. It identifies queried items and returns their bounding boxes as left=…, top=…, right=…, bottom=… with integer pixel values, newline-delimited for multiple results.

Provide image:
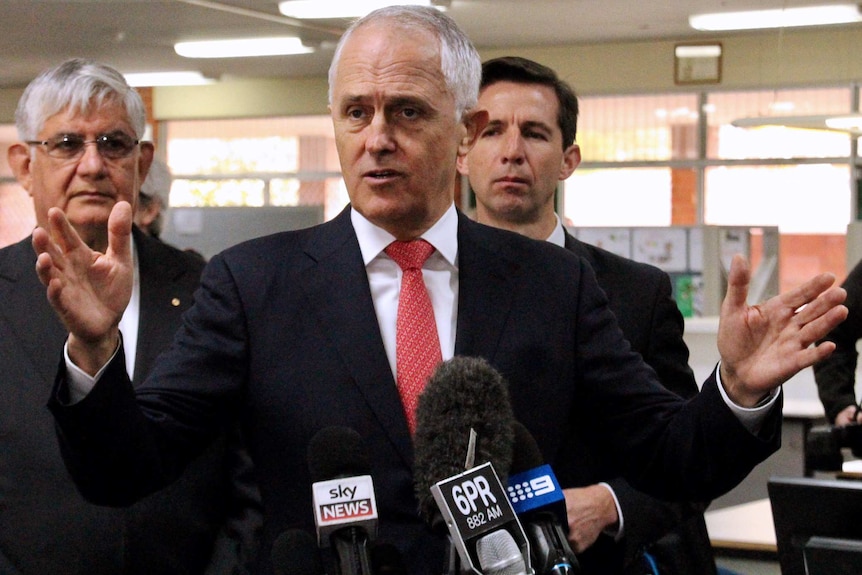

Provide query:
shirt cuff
left=63, top=339, right=118, bottom=404
left=598, top=482, right=624, bottom=541
left=715, top=361, right=781, bottom=434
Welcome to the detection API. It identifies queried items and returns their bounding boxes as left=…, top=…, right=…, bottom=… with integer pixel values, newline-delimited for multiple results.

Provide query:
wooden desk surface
left=704, top=498, right=777, bottom=553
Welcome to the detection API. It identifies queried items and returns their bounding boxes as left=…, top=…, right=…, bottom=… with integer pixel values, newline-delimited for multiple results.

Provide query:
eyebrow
left=485, top=118, right=554, bottom=133
left=338, top=94, right=432, bottom=110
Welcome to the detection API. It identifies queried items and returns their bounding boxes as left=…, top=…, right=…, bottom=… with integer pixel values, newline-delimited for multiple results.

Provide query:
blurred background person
left=815, top=257, right=862, bottom=426
left=134, top=156, right=170, bottom=238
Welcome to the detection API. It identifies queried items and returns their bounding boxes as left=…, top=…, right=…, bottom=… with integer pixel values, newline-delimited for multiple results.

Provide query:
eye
left=50, top=134, right=84, bottom=154
left=525, top=130, right=549, bottom=141
left=346, top=107, right=366, bottom=120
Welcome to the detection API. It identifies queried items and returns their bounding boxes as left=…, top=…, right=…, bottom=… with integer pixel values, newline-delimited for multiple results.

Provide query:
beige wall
left=2, top=25, right=861, bottom=123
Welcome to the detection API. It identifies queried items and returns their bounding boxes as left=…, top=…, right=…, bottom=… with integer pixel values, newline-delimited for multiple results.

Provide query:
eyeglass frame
left=25, top=132, right=142, bottom=161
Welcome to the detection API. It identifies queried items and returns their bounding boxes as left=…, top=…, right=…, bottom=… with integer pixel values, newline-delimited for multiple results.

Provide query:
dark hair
left=480, top=56, right=579, bottom=150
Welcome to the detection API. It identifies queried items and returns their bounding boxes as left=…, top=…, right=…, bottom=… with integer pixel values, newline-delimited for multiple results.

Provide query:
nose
left=365, top=112, right=397, bottom=156
left=501, top=131, right=525, bottom=164
left=75, top=140, right=109, bottom=175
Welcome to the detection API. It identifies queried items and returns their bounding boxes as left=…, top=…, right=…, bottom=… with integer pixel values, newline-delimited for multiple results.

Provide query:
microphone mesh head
left=476, top=529, right=527, bottom=575
left=307, top=426, right=370, bottom=481
left=413, top=356, right=515, bottom=522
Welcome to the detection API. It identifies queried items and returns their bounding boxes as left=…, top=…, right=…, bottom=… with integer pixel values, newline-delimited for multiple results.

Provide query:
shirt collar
left=547, top=213, right=566, bottom=247
left=352, top=203, right=459, bottom=266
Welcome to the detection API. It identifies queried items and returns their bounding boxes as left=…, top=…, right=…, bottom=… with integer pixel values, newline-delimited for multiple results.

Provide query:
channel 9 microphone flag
left=413, top=356, right=533, bottom=575
left=508, top=422, right=579, bottom=575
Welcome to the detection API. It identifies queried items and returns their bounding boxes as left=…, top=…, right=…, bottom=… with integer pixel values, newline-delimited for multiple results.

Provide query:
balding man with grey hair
left=30, top=9, right=846, bottom=575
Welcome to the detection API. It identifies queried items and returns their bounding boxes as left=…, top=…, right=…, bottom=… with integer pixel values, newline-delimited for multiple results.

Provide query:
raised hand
left=718, top=254, right=848, bottom=407
left=32, top=201, right=134, bottom=375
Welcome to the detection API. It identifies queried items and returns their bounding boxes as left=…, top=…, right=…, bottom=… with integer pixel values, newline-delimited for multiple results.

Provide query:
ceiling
left=0, top=0, right=857, bottom=89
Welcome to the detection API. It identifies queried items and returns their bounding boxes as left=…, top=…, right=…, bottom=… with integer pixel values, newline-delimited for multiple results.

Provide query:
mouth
left=495, top=176, right=530, bottom=186
left=362, top=169, right=403, bottom=181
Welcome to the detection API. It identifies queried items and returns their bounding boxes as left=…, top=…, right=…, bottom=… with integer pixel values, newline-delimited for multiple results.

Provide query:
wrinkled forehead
left=40, top=99, right=136, bottom=136
left=331, top=23, right=446, bottom=97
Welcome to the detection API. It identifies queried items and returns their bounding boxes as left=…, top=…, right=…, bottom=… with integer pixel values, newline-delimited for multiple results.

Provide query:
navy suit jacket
left=565, top=231, right=714, bottom=574
left=48, top=208, right=780, bottom=575
left=0, top=229, right=260, bottom=575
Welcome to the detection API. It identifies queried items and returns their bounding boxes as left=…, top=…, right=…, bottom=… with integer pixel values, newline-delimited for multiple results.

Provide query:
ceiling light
left=731, top=113, right=862, bottom=135
left=174, top=37, right=313, bottom=58
left=124, top=71, right=214, bottom=87
left=825, top=114, right=862, bottom=132
left=690, top=4, right=862, bottom=31
left=278, top=0, right=446, bottom=20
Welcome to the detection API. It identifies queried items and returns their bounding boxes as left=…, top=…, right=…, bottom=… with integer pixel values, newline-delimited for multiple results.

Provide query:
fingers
left=46, top=206, right=84, bottom=254
left=780, top=271, right=839, bottom=312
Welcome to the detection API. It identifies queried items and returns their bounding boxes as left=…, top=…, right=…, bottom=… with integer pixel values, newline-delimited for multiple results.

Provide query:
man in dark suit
left=31, top=8, right=846, bottom=575
left=458, top=55, right=715, bottom=574
left=1, top=59, right=261, bottom=574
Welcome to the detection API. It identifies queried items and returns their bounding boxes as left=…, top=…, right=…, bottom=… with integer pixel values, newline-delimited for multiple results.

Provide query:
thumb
left=723, top=254, right=750, bottom=311
left=107, top=201, right=133, bottom=260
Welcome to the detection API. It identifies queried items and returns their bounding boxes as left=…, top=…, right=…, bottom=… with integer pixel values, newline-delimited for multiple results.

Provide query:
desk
left=705, top=498, right=776, bottom=556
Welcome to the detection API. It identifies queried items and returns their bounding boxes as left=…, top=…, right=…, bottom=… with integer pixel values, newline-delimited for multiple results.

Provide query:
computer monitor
left=768, top=476, right=862, bottom=575
left=804, top=536, right=862, bottom=575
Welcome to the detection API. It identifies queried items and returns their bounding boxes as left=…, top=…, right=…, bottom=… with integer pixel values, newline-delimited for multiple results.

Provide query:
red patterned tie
left=385, top=239, right=442, bottom=433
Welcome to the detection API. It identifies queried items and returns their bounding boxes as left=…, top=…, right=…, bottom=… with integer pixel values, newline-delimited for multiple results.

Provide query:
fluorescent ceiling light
left=731, top=113, right=862, bottom=134
left=825, top=114, right=862, bottom=132
left=175, top=37, right=313, bottom=58
left=124, top=71, right=214, bottom=87
left=690, top=4, right=862, bottom=31
left=278, top=0, right=445, bottom=20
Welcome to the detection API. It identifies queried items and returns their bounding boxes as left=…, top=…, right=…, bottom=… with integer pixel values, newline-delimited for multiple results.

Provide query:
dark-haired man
left=458, top=55, right=716, bottom=574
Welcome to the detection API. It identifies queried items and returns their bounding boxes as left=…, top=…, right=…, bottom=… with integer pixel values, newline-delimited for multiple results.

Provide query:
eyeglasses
left=26, top=133, right=140, bottom=161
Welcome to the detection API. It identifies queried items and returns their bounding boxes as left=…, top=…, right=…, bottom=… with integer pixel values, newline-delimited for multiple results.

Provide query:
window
left=164, top=116, right=348, bottom=221
left=565, top=86, right=858, bottom=292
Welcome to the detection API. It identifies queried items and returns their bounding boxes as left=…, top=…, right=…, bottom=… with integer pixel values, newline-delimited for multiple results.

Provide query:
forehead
left=332, top=23, right=450, bottom=104
left=40, top=99, right=134, bottom=136
left=479, top=81, right=560, bottom=125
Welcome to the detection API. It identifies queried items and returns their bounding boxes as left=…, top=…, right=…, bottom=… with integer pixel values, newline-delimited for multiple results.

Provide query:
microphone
left=308, top=426, right=378, bottom=575
left=271, top=528, right=325, bottom=575
left=413, top=356, right=531, bottom=575
left=507, top=422, right=579, bottom=575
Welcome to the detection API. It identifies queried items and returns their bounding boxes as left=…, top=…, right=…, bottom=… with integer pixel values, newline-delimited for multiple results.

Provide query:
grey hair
left=139, top=157, right=172, bottom=207
left=15, top=58, right=147, bottom=141
left=327, top=5, right=481, bottom=121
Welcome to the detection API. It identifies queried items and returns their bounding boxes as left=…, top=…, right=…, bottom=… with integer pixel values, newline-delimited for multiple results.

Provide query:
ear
left=7, top=143, right=34, bottom=195
left=456, top=148, right=469, bottom=177
left=136, top=141, right=155, bottom=185
left=559, top=142, right=581, bottom=181
left=458, top=109, right=489, bottom=157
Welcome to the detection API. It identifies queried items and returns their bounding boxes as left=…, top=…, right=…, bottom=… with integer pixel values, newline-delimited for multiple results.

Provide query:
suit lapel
left=0, top=237, right=67, bottom=385
left=134, top=229, right=199, bottom=386
left=453, top=215, right=522, bottom=362
left=299, top=209, right=415, bottom=464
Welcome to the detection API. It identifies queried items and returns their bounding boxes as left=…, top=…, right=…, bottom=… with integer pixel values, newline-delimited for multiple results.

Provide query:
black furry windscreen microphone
left=413, top=356, right=516, bottom=523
